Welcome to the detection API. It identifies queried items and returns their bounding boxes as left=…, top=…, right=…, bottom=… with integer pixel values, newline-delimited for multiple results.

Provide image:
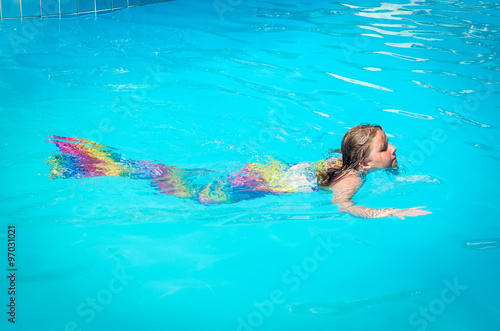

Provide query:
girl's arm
left=331, top=172, right=431, bottom=219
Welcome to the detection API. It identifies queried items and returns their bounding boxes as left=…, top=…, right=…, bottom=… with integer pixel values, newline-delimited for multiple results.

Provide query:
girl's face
left=362, top=130, right=398, bottom=170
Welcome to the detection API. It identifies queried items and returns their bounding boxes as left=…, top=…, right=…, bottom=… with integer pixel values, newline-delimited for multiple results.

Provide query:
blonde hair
left=317, top=124, right=383, bottom=186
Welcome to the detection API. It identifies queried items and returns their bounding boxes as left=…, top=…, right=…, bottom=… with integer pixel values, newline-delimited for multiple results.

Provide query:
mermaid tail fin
left=46, top=136, right=206, bottom=200
left=46, top=136, right=164, bottom=180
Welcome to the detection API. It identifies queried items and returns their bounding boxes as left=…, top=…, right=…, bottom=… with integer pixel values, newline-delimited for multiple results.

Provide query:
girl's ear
left=358, top=161, right=371, bottom=169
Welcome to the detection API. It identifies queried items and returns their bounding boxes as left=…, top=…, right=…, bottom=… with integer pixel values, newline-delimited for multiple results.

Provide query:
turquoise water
left=1, top=0, right=500, bottom=330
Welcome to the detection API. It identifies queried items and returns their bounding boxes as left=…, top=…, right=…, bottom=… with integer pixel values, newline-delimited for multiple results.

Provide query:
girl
left=318, top=124, right=431, bottom=219
left=46, top=124, right=431, bottom=219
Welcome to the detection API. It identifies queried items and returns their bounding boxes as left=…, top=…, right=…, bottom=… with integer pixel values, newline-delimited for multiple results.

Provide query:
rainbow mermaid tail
left=46, top=136, right=205, bottom=199
left=46, top=136, right=166, bottom=179
left=46, top=136, right=266, bottom=203
left=46, top=136, right=333, bottom=204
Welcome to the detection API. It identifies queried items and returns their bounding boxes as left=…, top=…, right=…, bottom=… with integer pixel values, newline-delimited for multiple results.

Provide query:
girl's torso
left=230, top=157, right=343, bottom=193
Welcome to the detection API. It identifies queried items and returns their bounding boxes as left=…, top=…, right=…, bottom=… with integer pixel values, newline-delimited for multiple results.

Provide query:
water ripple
left=383, top=109, right=434, bottom=120
left=374, top=51, right=428, bottom=62
left=463, top=239, right=500, bottom=250
left=438, top=108, right=491, bottom=128
left=326, top=72, right=393, bottom=92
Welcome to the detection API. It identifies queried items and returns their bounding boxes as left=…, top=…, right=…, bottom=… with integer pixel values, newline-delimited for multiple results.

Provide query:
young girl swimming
left=318, top=124, right=431, bottom=219
left=46, top=124, right=431, bottom=219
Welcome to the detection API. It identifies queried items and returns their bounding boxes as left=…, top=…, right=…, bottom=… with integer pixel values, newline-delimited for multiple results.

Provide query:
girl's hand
left=392, top=207, right=431, bottom=220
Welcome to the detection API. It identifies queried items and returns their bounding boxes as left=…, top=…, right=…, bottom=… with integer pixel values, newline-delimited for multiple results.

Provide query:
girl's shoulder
left=329, top=168, right=363, bottom=188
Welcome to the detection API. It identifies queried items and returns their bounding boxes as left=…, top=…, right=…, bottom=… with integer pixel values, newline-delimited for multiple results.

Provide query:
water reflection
left=349, top=0, right=424, bottom=21
left=327, top=72, right=393, bottom=91
left=462, top=239, right=500, bottom=250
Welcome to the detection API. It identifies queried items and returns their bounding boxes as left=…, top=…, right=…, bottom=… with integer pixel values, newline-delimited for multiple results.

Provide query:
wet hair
left=317, top=124, right=383, bottom=186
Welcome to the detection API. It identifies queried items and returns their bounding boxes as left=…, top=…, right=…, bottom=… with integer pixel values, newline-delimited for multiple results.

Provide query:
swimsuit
left=46, top=136, right=340, bottom=204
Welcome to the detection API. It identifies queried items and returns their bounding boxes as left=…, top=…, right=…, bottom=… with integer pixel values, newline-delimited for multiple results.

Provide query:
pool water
left=1, top=0, right=499, bottom=330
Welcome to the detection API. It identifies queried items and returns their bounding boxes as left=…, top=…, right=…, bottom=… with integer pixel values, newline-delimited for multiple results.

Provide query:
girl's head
left=342, top=124, right=397, bottom=171
left=317, top=124, right=397, bottom=186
